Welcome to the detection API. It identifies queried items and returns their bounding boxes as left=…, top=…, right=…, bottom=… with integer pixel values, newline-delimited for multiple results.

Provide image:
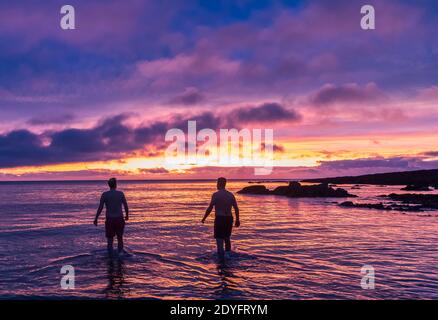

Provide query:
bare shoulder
left=226, top=190, right=235, bottom=197
left=118, top=190, right=126, bottom=197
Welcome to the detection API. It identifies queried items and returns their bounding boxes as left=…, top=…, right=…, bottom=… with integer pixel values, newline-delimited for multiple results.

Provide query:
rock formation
left=238, top=182, right=356, bottom=198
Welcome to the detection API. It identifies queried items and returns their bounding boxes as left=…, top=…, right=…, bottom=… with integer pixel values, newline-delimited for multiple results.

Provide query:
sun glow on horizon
left=1, top=129, right=437, bottom=179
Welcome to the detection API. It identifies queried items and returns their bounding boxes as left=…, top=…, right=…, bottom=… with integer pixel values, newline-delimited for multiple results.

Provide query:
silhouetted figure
left=202, top=177, right=240, bottom=261
left=94, top=178, right=129, bottom=256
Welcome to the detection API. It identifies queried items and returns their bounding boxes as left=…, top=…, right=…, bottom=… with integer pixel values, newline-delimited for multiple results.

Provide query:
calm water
left=1, top=180, right=438, bottom=299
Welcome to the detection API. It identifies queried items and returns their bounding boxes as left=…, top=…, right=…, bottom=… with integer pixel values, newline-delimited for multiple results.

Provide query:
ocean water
left=1, top=180, right=438, bottom=299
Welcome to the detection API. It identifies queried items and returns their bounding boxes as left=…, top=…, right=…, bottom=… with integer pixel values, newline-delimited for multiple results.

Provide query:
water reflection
left=215, top=262, right=242, bottom=299
left=104, top=257, right=127, bottom=299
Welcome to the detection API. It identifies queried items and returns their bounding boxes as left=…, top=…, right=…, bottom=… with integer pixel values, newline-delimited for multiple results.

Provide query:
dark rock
left=286, top=183, right=356, bottom=198
left=401, top=184, right=432, bottom=191
left=339, top=201, right=423, bottom=212
left=384, top=193, right=438, bottom=209
left=237, top=185, right=270, bottom=195
left=339, top=201, right=354, bottom=207
left=401, top=205, right=424, bottom=212
left=272, top=186, right=291, bottom=195
left=272, top=181, right=302, bottom=195
left=238, top=182, right=356, bottom=198
left=340, top=201, right=386, bottom=210
left=289, top=181, right=302, bottom=189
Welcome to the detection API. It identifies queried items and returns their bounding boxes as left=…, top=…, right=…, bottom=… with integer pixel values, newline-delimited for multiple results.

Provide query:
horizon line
left=0, top=178, right=296, bottom=183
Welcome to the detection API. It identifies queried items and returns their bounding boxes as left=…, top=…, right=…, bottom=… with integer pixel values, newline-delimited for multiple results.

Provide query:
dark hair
left=108, top=178, right=117, bottom=189
left=217, top=177, right=227, bottom=189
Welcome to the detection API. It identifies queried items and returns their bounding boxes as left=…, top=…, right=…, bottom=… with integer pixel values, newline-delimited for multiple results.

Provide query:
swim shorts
left=105, top=217, right=125, bottom=238
left=214, top=216, right=233, bottom=239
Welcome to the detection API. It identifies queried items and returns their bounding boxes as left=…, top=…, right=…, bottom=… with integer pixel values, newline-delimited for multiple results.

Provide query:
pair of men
left=94, top=177, right=240, bottom=260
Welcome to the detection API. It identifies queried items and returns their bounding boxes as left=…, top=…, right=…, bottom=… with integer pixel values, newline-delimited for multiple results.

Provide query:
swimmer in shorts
left=202, top=177, right=240, bottom=261
left=94, top=178, right=129, bottom=255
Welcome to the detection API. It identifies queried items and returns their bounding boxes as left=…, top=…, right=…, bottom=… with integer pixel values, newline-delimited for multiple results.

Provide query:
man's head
left=217, top=177, right=227, bottom=190
left=108, top=177, right=117, bottom=190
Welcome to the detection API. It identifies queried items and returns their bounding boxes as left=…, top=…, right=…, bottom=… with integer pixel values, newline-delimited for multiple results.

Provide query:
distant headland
left=301, top=169, right=438, bottom=188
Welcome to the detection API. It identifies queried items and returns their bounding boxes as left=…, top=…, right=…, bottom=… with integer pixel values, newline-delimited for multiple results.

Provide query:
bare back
left=210, top=189, right=237, bottom=217
left=100, top=190, right=127, bottom=219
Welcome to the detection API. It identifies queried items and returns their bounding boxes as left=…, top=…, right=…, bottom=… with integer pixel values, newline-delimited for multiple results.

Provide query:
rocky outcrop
left=284, top=182, right=356, bottom=198
left=271, top=181, right=302, bottom=195
left=340, top=201, right=386, bottom=210
left=401, top=184, right=432, bottom=191
left=237, top=185, right=271, bottom=195
left=384, top=193, right=438, bottom=209
left=238, top=182, right=356, bottom=198
left=339, top=201, right=423, bottom=212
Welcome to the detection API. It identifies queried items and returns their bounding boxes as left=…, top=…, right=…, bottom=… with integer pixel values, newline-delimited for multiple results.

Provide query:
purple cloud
left=0, top=114, right=165, bottom=168
left=318, top=156, right=438, bottom=173
left=27, top=113, right=75, bottom=126
left=421, top=151, right=438, bottom=157
left=168, top=87, right=205, bottom=105
left=309, top=83, right=387, bottom=106
left=228, top=103, right=301, bottom=125
left=138, top=168, right=170, bottom=174
left=0, top=103, right=298, bottom=168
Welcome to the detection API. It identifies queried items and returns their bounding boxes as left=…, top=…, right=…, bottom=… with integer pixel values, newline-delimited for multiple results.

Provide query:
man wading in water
left=94, top=178, right=129, bottom=256
left=202, top=177, right=240, bottom=261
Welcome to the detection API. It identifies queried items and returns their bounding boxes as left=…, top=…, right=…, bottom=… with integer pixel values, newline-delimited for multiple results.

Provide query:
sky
left=1, top=0, right=438, bottom=180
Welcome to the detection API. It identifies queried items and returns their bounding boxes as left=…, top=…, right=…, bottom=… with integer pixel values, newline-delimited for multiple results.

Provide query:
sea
left=1, top=180, right=438, bottom=299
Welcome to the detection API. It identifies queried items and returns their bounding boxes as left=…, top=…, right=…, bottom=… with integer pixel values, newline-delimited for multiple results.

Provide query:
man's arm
left=201, top=195, right=215, bottom=223
left=232, top=195, right=240, bottom=227
left=94, top=194, right=104, bottom=226
left=122, top=193, right=129, bottom=220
